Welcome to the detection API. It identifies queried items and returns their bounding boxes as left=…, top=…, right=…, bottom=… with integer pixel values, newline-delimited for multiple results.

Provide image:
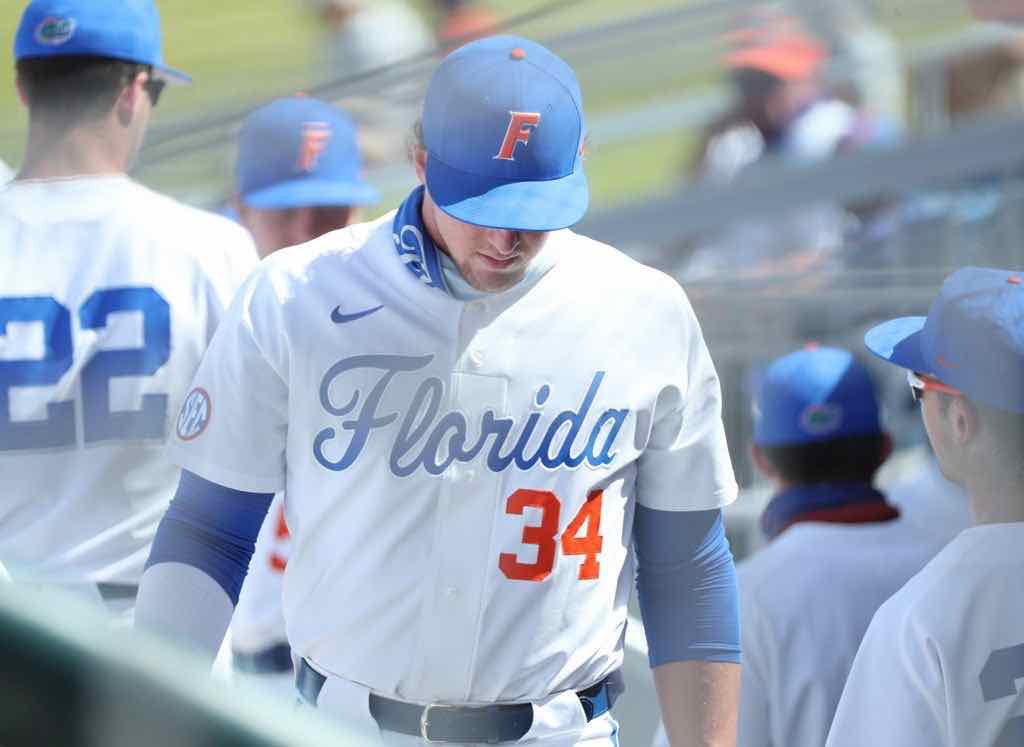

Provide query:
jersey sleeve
left=637, top=283, right=738, bottom=511
left=166, top=268, right=289, bottom=494
left=826, top=598, right=947, bottom=747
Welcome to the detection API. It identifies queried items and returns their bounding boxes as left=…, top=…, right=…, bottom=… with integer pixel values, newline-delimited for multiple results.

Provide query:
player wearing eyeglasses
left=828, top=267, right=1024, bottom=746
left=0, top=0, right=256, bottom=614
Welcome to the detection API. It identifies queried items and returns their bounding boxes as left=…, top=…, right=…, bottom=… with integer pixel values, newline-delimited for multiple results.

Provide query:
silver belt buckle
left=420, top=703, right=456, bottom=743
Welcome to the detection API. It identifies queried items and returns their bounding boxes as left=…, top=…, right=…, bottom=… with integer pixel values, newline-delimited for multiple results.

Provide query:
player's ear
left=14, top=76, right=29, bottom=109
left=949, top=396, right=980, bottom=446
left=115, top=71, right=148, bottom=125
left=413, top=147, right=428, bottom=184
left=750, top=445, right=778, bottom=482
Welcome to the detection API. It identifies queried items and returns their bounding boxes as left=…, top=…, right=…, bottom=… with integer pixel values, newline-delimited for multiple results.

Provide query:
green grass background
left=0, top=0, right=975, bottom=212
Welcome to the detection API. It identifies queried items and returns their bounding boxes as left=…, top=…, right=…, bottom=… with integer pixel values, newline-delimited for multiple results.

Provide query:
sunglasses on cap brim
left=907, top=370, right=963, bottom=403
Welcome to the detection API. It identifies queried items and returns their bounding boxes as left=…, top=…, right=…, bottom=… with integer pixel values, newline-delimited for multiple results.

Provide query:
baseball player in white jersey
left=136, top=36, right=742, bottom=746
left=826, top=267, right=1024, bottom=747
left=0, top=0, right=256, bottom=609
left=651, top=345, right=946, bottom=747
left=228, top=95, right=379, bottom=683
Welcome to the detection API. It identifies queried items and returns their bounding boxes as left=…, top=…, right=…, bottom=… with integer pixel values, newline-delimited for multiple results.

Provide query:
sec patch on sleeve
left=176, top=387, right=212, bottom=441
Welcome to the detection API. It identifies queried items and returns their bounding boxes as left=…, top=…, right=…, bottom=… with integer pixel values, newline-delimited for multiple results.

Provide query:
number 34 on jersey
left=500, top=488, right=603, bottom=583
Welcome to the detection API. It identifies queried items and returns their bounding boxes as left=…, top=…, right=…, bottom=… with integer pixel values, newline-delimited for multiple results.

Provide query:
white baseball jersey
left=733, top=519, right=945, bottom=747
left=232, top=493, right=290, bottom=653
left=169, top=212, right=737, bottom=704
left=0, top=176, right=257, bottom=586
left=827, top=522, right=1024, bottom=747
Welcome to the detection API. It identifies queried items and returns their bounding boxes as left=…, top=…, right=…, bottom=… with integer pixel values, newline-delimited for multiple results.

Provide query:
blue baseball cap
left=421, top=35, right=588, bottom=231
left=237, top=96, right=379, bottom=210
left=15, top=0, right=190, bottom=83
left=865, top=267, right=1024, bottom=413
left=754, top=345, right=882, bottom=446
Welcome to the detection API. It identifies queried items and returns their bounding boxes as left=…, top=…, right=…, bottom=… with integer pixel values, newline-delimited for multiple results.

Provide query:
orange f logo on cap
left=495, top=111, right=541, bottom=161
left=298, top=121, right=332, bottom=172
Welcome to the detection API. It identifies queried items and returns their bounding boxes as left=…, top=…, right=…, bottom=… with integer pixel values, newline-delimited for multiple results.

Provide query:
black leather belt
left=295, top=659, right=619, bottom=744
left=232, top=642, right=293, bottom=674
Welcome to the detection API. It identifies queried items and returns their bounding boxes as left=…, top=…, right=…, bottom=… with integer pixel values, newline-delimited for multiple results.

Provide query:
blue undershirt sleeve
left=145, top=470, right=274, bottom=605
left=634, top=505, right=741, bottom=667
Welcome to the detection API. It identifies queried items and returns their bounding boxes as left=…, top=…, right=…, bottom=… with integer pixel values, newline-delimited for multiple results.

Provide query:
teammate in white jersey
left=136, top=36, right=741, bottom=746
left=826, top=267, right=1024, bottom=747
left=0, top=0, right=256, bottom=607
left=652, top=345, right=945, bottom=747
left=228, top=95, right=379, bottom=682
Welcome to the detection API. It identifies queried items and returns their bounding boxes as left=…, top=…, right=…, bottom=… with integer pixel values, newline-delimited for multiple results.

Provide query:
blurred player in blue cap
left=829, top=268, right=1024, bottom=747
left=233, top=95, right=379, bottom=259
left=228, top=95, right=377, bottom=688
left=138, top=35, right=742, bottom=745
left=654, top=344, right=945, bottom=747
left=0, top=0, right=255, bottom=612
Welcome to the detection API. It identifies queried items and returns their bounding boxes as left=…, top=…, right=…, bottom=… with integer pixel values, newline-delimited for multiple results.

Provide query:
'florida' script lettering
left=313, top=354, right=628, bottom=476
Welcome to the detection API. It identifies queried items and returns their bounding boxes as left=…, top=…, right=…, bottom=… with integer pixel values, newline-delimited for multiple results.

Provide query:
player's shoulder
left=557, top=229, right=688, bottom=304
left=128, top=181, right=256, bottom=256
left=867, top=526, right=987, bottom=639
left=244, top=211, right=394, bottom=308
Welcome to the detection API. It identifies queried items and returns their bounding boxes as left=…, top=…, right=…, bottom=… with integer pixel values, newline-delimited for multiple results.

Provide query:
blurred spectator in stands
left=946, top=34, right=1024, bottom=121
left=683, top=9, right=898, bottom=282
left=309, top=0, right=433, bottom=78
left=228, top=96, right=378, bottom=692
left=968, top=0, right=1024, bottom=25
left=654, top=345, right=946, bottom=747
left=797, top=0, right=906, bottom=124
left=435, top=0, right=499, bottom=53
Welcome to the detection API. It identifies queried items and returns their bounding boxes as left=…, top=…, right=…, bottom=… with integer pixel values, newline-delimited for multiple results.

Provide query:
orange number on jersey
left=561, top=490, right=603, bottom=580
left=269, top=504, right=290, bottom=573
left=500, top=489, right=604, bottom=582
left=499, top=489, right=561, bottom=582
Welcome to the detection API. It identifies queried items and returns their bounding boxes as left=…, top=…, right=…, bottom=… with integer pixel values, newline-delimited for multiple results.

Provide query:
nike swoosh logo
left=331, top=304, right=384, bottom=324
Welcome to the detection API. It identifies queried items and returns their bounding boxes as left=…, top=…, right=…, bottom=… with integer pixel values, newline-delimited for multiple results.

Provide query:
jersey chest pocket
left=0, top=287, right=171, bottom=451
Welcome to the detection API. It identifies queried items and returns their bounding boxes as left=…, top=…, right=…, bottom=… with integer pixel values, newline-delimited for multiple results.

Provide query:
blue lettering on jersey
left=313, top=354, right=628, bottom=476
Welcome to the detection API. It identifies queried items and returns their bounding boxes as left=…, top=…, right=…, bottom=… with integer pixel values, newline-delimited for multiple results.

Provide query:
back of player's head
left=14, top=0, right=188, bottom=124
left=753, top=345, right=887, bottom=484
left=236, top=96, right=379, bottom=210
left=418, top=35, right=588, bottom=232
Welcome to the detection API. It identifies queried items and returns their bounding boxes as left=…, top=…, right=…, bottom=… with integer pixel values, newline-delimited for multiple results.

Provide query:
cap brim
left=426, top=157, right=589, bottom=231
left=242, top=178, right=380, bottom=210
left=864, top=316, right=929, bottom=371
left=154, top=64, right=192, bottom=85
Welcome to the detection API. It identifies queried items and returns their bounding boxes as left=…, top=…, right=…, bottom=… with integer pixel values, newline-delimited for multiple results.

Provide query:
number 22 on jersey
left=0, top=288, right=170, bottom=451
left=500, top=489, right=603, bottom=582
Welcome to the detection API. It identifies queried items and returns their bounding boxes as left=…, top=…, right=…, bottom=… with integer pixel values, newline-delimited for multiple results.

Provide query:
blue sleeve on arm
left=145, top=470, right=274, bottom=605
left=634, top=506, right=741, bottom=667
